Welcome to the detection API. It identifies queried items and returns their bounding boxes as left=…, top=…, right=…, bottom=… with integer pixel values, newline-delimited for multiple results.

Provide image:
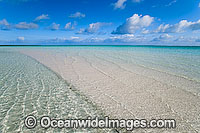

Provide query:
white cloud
left=155, top=19, right=200, bottom=33
left=142, top=28, right=150, bottom=34
left=64, top=22, right=76, bottom=30
left=69, top=12, right=85, bottom=18
left=15, top=22, right=38, bottom=30
left=85, top=37, right=105, bottom=43
left=34, top=14, right=49, bottom=21
left=132, top=0, right=142, bottom=3
left=0, top=19, right=9, bottom=25
left=1, top=19, right=39, bottom=30
left=155, top=24, right=170, bottom=33
left=112, top=14, right=154, bottom=34
left=0, top=19, right=11, bottom=30
left=104, top=34, right=150, bottom=44
left=77, top=22, right=111, bottom=34
left=106, top=34, right=136, bottom=42
left=199, top=2, right=200, bottom=8
left=43, top=37, right=67, bottom=43
left=165, top=0, right=177, bottom=7
left=17, top=36, right=25, bottom=41
left=160, top=34, right=173, bottom=39
left=69, top=36, right=83, bottom=42
left=174, top=36, right=198, bottom=43
left=152, top=34, right=173, bottom=42
left=39, top=37, right=84, bottom=44
left=113, top=0, right=142, bottom=9
left=65, top=22, right=73, bottom=30
left=40, top=34, right=141, bottom=44
left=70, top=36, right=80, bottom=40
left=48, top=23, right=60, bottom=30
left=113, top=0, right=127, bottom=9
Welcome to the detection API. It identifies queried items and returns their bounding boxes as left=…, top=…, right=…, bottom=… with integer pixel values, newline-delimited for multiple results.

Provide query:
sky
left=0, top=0, right=200, bottom=45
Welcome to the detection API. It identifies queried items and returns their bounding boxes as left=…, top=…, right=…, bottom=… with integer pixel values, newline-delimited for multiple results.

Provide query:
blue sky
left=0, top=0, right=200, bottom=45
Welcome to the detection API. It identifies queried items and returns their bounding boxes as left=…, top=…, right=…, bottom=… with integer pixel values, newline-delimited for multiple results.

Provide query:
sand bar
left=21, top=48, right=200, bottom=132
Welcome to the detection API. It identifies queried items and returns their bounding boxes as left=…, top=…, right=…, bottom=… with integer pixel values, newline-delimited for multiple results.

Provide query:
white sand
left=21, top=49, right=200, bottom=132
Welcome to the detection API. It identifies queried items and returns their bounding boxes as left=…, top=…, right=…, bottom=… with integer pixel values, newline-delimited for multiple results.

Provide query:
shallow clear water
left=40, top=46, right=200, bottom=82
left=108, top=46, right=200, bottom=82
left=0, top=50, right=114, bottom=132
left=1, top=46, right=200, bottom=132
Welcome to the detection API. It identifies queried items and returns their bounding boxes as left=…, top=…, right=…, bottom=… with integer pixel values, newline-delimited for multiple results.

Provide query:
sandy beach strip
left=21, top=49, right=200, bottom=132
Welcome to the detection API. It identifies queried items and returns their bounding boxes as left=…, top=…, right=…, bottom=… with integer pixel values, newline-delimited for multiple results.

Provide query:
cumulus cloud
left=15, top=22, right=38, bottom=30
left=160, top=34, right=173, bottom=39
left=0, top=19, right=11, bottom=30
left=113, top=0, right=127, bottom=9
left=65, top=22, right=73, bottom=30
left=105, top=34, right=136, bottom=42
left=39, top=36, right=84, bottom=44
left=0, top=19, right=9, bottom=25
left=69, top=12, right=85, bottom=18
left=1, top=19, right=39, bottom=30
left=141, top=28, right=150, bottom=34
left=77, top=22, right=111, bottom=34
left=155, top=19, right=200, bottom=33
left=173, top=36, right=198, bottom=43
left=48, top=23, right=60, bottom=30
left=64, top=22, right=76, bottom=30
left=113, top=0, right=142, bottom=9
left=84, top=37, right=105, bottom=43
left=174, top=36, right=188, bottom=42
left=34, top=14, right=49, bottom=21
left=152, top=34, right=173, bottom=42
left=112, top=14, right=154, bottom=34
left=39, top=34, right=143, bottom=44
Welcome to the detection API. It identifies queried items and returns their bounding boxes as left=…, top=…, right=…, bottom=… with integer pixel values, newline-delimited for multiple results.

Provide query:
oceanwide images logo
left=24, top=115, right=37, bottom=129
left=24, top=115, right=176, bottom=131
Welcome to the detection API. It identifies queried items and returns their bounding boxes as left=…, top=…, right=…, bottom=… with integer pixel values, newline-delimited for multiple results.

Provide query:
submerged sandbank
left=21, top=46, right=200, bottom=132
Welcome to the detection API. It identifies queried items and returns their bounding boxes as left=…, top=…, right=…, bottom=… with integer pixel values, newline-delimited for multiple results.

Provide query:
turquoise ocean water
left=88, top=46, right=200, bottom=82
left=26, top=46, right=200, bottom=82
